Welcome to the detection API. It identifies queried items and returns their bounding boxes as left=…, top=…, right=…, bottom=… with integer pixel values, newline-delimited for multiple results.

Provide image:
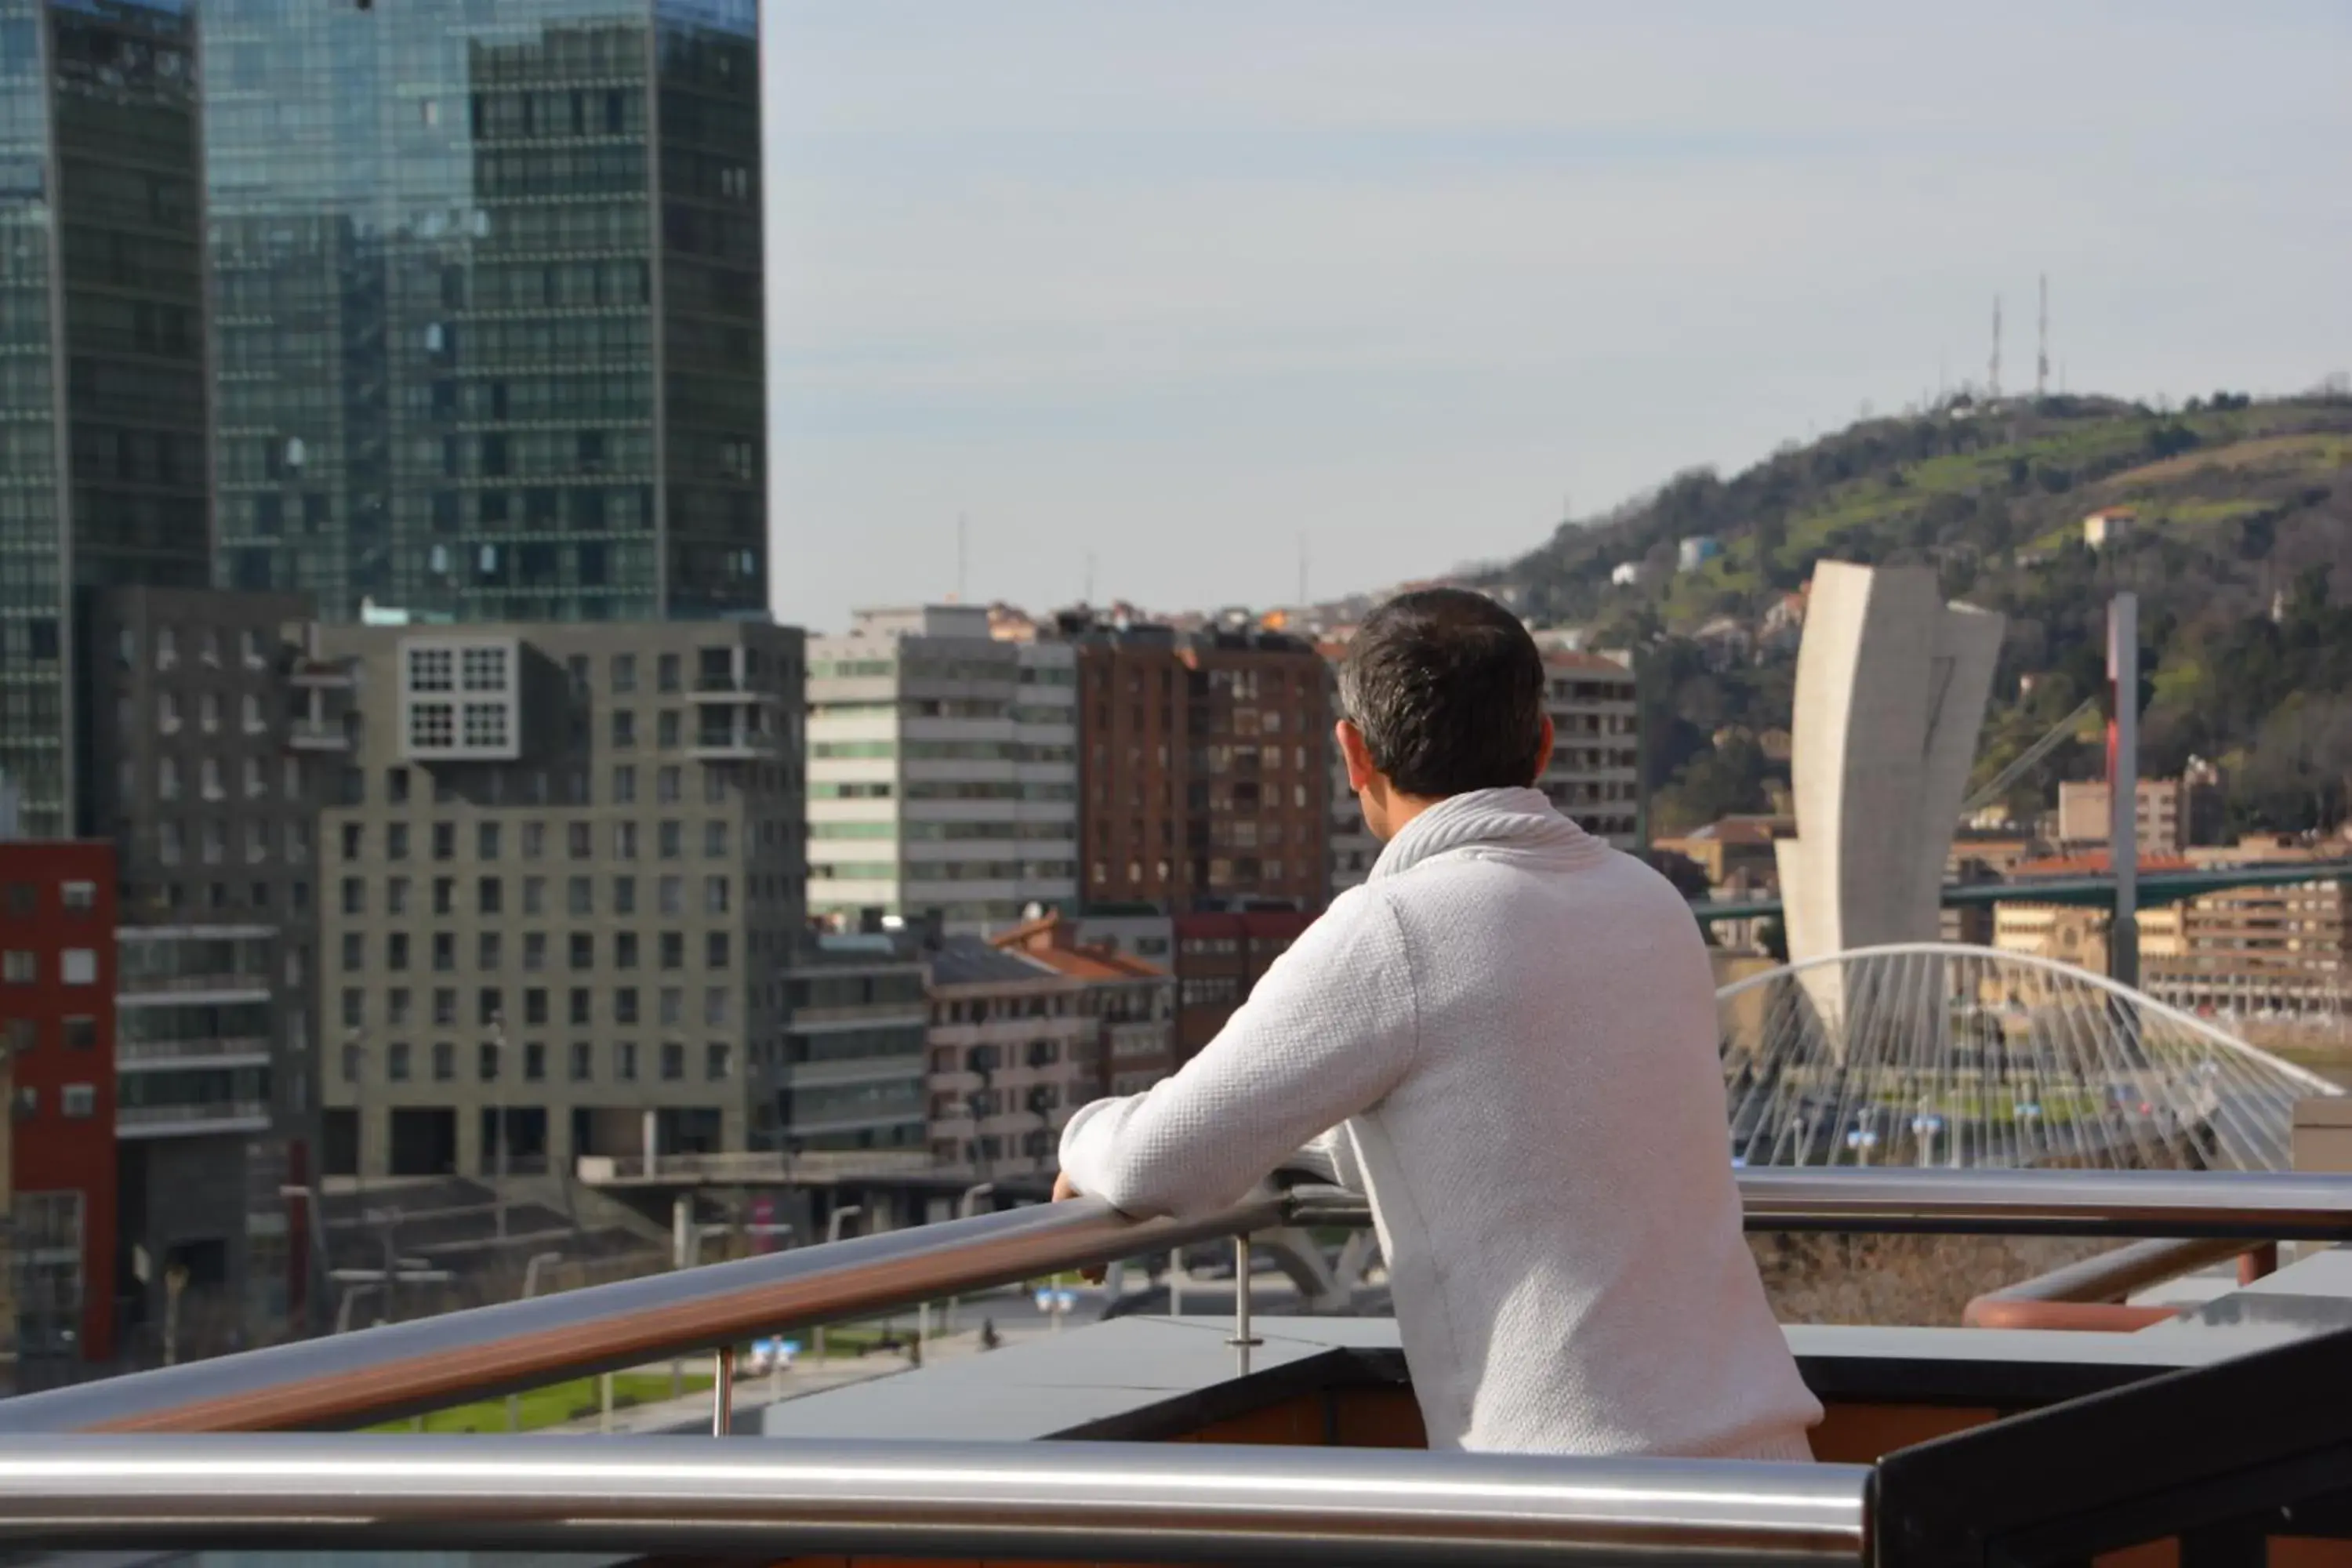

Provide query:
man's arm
left=1058, top=890, right=1418, bottom=1219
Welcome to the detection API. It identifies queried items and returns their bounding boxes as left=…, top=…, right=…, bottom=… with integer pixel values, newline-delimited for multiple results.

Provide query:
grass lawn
left=367, top=1369, right=714, bottom=1434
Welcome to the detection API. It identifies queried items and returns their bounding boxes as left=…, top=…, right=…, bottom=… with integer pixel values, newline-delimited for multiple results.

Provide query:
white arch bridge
left=1719, top=942, right=2341, bottom=1172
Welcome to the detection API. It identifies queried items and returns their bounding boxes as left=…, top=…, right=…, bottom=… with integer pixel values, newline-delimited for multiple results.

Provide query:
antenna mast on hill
left=1988, top=294, right=2003, bottom=401
left=2036, top=274, right=2050, bottom=400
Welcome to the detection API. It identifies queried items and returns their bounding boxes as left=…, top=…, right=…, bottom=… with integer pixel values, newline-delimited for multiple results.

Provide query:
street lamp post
left=489, top=1014, right=508, bottom=1243
left=946, top=1182, right=993, bottom=1334
left=814, top=1205, right=861, bottom=1363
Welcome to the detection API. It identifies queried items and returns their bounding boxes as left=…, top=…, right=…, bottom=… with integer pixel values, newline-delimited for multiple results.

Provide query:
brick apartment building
left=1171, top=909, right=1316, bottom=1066
left=0, top=841, right=120, bottom=1373
left=1060, top=613, right=1331, bottom=914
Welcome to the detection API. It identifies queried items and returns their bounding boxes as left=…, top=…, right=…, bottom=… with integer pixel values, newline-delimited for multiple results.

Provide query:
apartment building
left=2056, top=763, right=2225, bottom=857
left=778, top=933, right=931, bottom=1156
left=1172, top=909, right=1316, bottom=1065
left=807, top=607, right=1079, bottom=935
left=994, top=912, right=1176, bottom=1095
left=0, top=841, right=119, bottom=1374
left=923, top=936, right=1097, bottom=1180
left=1060, top=613, right=1331, bottom=913
left=315, top=620, right=805, bottom=1180
left=78, top=589, right=326, bottom=1344
left=2142, top=839, right=2352, bottom=1021
left=1539, top=651, right=1642, bottom=849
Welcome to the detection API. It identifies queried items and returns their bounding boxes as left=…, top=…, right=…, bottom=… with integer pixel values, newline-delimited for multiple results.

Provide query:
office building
left=1059, top=612, right=1331, bottom=913
left=923, top=935, right=1097, bottom=1180
left=806, top=607, right=1079, bottom=935
left=314, top=619, right=804, bottom=1180
left=198, top=0, right=765, bottom=622
left=2143, top=839, right=2352, bottom=1022
left=994, top=910, right=1175, bottom=1096
left=0, top=0, right=209, bottom=842
left=2057, top=763, right=2225, bottom=857
left=0, top=840, right=119, bottom=1373
left=1539, top=651, right=1642, bottom=848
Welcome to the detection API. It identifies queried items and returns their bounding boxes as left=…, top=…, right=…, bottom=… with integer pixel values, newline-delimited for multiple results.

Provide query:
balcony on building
left=114, top=926, right=274, bottom=1007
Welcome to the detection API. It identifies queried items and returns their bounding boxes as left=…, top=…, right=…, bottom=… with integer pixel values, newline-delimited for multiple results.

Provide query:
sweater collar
left=1367, top=786, right=1594, bottom=881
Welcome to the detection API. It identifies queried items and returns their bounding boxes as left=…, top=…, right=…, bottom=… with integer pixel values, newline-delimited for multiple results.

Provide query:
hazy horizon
left=761, top=2, right=2352, bottom=633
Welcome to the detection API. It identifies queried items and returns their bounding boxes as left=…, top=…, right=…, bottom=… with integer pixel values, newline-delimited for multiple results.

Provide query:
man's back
left=1060, top=788, right=1821, bottom=1457
left=1347, top=790, right=1818, bottom=1454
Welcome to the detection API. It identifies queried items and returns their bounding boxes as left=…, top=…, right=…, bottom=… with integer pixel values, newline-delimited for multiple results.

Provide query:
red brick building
left=0, top=841, right=121, bottom=1366
left=1172, top=909, right=1316, bottom=1065
left=1062, top=615, right=1331, bottom=913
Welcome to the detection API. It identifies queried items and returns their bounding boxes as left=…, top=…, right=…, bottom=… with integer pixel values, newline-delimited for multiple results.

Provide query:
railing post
left=1228, top=1234, right=1261, bottom=1374
left=598, top=1372, right=613, bottom=1434
left=712, top=1346, right=735, bottom=1436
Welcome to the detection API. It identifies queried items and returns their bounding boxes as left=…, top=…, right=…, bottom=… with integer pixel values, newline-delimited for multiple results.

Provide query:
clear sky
left=760, top=2, right=2352, bottom=633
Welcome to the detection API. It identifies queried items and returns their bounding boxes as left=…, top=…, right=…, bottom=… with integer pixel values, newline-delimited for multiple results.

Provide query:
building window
left=704, top=876, right=730, bottom=915
left=433, top=877, right=456, bottom=916
left=567, top=822, right=592, bottom=859
left=432, top=822, right=456, bottom=861
left=62, top=1016, right=94, bottom=1051
left=658, top=654, right=681, bottom=694
left=61, top=1084, right=95, bottom=1119
left=706, top=1042, right=731, bottom=1080
left=615, top=1041, right=639, bottom=1081
left=524, top=932, right=546, bottom=971
left=659, top=876, right=683, bottom=916
left=388, top=988, right=412, bottom=1027
left=615, top=986, right=640, bottom=1025
left=569, top=933, right=593, bottom=970
left=479, top=1041, right=499, bottom=1082
left=60, top=949, right=96, bottom=986
left=658, top=766, right=682, bottom=804
left=523, top=1041, right=546, bottom=1082
left=569, top=1041, right=593, bottom=1082
left=615, top=822, right=640, bottom=860
left=661, top=1043, right=684, bottom=1081
left=477, top=822, right=502, bottom=860
left=60, top=881, right=95, bottom=913
left=387, top=822, right=410, bottom=861
left=660, top=932, right=684, bottom=970
left=388, top=932, right=411, bottom=971
left=613, top=875, right=637, bottom=915
left=703, top=986, right=728, bottom=1026
left=705, top=932, right=730, bottom=970
left=612, top=765, right=637, bottom=804
left=2, top=1018, right=34, bottom=1053
left=612, top=710, right=636, bottom=750
left=478, top=877, right=503, bottom=915
left=433, top=1042, right=456, bottom=1081
left=612, top=653, right=637, bottom=694
left=433, top=933, right=456, bottom=972
left=522, top=822, right=545, bottom=860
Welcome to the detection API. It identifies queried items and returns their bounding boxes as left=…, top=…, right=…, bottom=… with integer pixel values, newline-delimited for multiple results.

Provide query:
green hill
left=1479, top=391, right=2352, bottom=837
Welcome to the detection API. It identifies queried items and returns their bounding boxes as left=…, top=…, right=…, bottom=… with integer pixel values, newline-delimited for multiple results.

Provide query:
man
left=1055, top=588, right=1820, bottom=1460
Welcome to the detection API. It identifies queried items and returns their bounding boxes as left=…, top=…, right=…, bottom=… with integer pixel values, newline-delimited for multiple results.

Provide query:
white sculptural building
left=1773, top=561, right=2005, bottom=968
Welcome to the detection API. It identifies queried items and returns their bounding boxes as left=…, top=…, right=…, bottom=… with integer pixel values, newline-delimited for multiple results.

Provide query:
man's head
left=1336, top=588, right=1553, bottom=840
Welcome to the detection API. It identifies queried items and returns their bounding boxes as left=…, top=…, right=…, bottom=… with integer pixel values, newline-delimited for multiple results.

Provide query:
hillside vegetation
left=1480, top=392, right=2352, bottom=835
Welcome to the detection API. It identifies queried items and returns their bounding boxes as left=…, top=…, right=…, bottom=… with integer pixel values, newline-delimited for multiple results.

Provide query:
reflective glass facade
left=0, top=0, right=208, bottom=840
left=203, top=0, right=763, bottom=626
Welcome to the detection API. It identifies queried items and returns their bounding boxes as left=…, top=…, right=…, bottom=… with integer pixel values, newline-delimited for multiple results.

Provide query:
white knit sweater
left=1059, top=787, right=1821, bottom=1458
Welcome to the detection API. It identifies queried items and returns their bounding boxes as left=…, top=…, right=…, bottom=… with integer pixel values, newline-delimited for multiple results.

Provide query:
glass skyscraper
left=0, top=0, right=210, bottom=840
left=201, top=0, right=765, bottom=626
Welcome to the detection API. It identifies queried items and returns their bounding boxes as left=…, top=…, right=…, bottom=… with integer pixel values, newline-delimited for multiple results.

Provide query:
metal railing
left=0, top=1434, right=1869, bottom=1565
left=4, top=1167, right=2349, bottom=1438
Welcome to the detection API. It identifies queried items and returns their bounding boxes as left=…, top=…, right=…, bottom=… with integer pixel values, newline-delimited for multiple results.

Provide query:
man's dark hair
left=1338, top=588, right=1547, bottom=797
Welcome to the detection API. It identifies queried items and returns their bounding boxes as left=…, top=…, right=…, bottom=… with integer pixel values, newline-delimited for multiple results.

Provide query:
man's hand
left=1051, top=1171, right=1105, bottom=1283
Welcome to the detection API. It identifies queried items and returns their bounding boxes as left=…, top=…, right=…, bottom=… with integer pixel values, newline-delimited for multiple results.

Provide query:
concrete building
left=2144, top=839, right=2352, bottom=1022
left=76, top=589, right=328, bottom=1347
left=806, top=608, right=1078, bottom=935
left=1059, top=612, right=1331, bottom=914
left=1775, top=563, right=2005, bottom=971
left=2082, top=507, right=2139, bottom=550
left=923, top=936, right=1098, bottom=1180
left=777, top=932, right=931, bottom=1157
left=1538, top=651, right=1642, bottom=849
left=0, top=840, right=119, bottom=1374
left=993, top=912, right=1177, bottom=1096
left=2057, top=762, right=2225, bottom=856
left=314, top=620, right=805, bottom=1181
